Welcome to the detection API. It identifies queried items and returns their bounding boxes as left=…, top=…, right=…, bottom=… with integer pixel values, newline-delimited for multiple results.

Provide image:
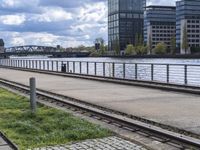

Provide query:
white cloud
left=0, top=14, right=26, bottom=25
left=1, top=0, right=39, bottom=8
left=0, top=0, right=179, bottom=48
left=78, top=2, right=107, bottom=22
left=31, top=7, right=72, bottom=22
left=11, top=37, right=25, bottom=46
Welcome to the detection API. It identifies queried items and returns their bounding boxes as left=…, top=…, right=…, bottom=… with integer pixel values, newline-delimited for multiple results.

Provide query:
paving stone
left=35, top=136, right=147, bottom=150
left=0, top=137, right=7, bottom=145
left=0, top=145, right=13, bottom=150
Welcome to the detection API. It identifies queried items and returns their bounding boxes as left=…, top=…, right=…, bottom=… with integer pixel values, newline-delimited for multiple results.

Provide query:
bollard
left=30, top=77, right=37, bottom=113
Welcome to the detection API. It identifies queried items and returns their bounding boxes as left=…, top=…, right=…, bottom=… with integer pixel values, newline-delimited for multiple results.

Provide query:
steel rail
left=0, top=79, right=200, bottom=150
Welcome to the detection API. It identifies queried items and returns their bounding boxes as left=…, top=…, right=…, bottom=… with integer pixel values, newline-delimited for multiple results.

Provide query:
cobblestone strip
left=0, top=135, right=12, bottom=150
left=34, top=136, right=147, bottom=150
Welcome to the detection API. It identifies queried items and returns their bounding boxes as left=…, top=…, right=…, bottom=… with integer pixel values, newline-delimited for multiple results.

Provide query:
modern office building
left=144, top=6, right=176, bottom=54
left=108, top=0, right=146, bottom=52
left=0, top=39, right=5, bottom=53
left=176, top=0, right=200, bottom=54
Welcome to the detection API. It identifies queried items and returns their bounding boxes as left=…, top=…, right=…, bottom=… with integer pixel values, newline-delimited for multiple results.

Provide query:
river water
left=7, top=57, right=200, bottom=87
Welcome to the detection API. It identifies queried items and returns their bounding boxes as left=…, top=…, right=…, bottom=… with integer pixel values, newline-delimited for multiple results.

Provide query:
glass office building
left=176, top=0, right=200, bottom=54
left=108, top=0, right=146, bottom=52
left=144, top=6, right=176, bottom=53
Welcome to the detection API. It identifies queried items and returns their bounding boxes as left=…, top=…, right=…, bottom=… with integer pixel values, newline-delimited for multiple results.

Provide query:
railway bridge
left=0, top=45, right=91, bottom=58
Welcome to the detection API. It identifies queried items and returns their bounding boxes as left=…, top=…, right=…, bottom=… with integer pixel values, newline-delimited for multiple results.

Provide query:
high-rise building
left=0, top=39, right=5, bottom=53
left=108, top=0, right=146, bottom=53
left=144, top=6, right=176, bottom=54
left=176, top=0, right=200, bottom=54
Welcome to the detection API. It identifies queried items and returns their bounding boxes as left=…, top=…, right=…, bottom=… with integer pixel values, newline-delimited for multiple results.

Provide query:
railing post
left=43, top=60, right=45, bottom=70
left=32, top=60, right=34, bottom=69
left=56, top=61, right=58, bottom=72
left=123, top=63, right=126, bottom=79
left=52, top=61, right=54, bottom=71
left=135, top=64, right=138, bottom=80
left=67, top=61, right=69, bottom=72
left=166, top=64, right=169, bottom=83
left=184, top=65, right=188, bottom=85
left=103, top=62, right=105, bottom=77
left=36, top=60, right=38, bottom=69
left=94, top=62, right=97, bottom=76
left=80, top=62, right=82, bottom=74
left=73, top=61, right=75, bottom=73
left=87, top=62, right=89, bottom=75
left=112, top=62, right=115, bottom=78
left=151, top=64, right=154, bottom=81
left=25, top=60, right=27, bottom=68
left=39, top=60, right=41, bottom=70
left=29, top=60, right=31, bottom=68
left=47, top=61, right=49, bottom=70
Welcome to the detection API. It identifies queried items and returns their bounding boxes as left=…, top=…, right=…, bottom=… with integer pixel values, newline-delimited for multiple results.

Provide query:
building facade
left=144, top=6, right=176, bottom=54
left=176, top=0, right=200, bottom=54
left=108, top=0, right=146, bottom=53
left=0, top=39, right=5, bottom=53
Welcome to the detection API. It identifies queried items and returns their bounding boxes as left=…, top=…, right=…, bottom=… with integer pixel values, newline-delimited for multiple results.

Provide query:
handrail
left=0, top=59, right=200, bottom=87
left=4, top=58, right=200, bottom=66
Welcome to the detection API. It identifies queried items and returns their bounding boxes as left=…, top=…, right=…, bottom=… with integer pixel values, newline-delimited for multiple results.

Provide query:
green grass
left=0, top=88, right=112, bottom=150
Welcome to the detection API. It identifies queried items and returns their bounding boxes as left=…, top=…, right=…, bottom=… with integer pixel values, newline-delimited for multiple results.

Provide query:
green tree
left=125, top=44, right=136, bottom=55
left=138, top=45, right=148, bottom=55
left=170, top=35, right=176, bottom=54
left=153, top=42, right=167, bottom=55
left=182, top=23, right=189, bottom=54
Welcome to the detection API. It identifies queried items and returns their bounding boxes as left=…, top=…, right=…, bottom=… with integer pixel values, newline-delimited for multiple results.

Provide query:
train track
left=0, top=78, right=200, bottom=150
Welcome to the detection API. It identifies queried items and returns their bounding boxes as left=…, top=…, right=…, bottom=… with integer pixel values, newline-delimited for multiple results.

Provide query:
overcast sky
left=0, top=0, right=176, bottom=48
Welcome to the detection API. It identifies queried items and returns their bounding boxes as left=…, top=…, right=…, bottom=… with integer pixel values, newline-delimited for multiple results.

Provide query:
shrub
left=153, top=42, right=167, bottom=55
left=125, top=44, right=136, bottom=55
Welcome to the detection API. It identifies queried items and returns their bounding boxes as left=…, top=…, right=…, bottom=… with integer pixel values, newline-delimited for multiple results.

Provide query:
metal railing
left=0, top=59, right=200, bottom=87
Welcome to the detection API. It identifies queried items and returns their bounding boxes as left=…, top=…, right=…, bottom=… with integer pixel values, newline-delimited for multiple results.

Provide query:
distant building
left=0, top=39, right=5, bottom=53
left=176, top=0, right=200, bottom=54
left=108, top=0, right=146, bottom=53
left=144, top=6, right=176, bottom=54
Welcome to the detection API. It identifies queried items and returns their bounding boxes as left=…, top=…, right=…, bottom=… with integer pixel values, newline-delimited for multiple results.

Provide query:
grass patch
left=0, top=88, right=112, bottom=150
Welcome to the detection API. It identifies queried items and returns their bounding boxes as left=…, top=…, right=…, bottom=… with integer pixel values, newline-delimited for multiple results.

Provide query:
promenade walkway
left=0, top=68, right=200, bottom=135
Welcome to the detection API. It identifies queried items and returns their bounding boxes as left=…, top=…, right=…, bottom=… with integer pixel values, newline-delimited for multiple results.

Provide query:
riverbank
left=0, top=88, right=111, bottom=150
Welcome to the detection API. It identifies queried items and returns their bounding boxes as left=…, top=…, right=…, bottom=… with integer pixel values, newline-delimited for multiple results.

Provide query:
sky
left=0, top=0, right=176, bottom=48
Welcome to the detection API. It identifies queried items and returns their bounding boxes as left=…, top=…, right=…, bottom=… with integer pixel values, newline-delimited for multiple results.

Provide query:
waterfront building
left=176, top=0, right=200, bottom=54
left=108, top=0, right=146, bottom=53
left=0, top=39, right=4, bottom=53
left=144, top=6, right=176, bottom=54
